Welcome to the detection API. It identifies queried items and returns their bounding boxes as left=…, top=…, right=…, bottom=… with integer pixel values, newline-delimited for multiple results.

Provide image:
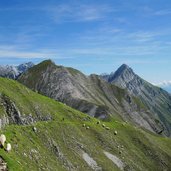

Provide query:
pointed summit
left=119, top=63, right=130, bottom=70
left=114, top=63, right=133, bottom=75
left=107, top=64, right=135, bottom=84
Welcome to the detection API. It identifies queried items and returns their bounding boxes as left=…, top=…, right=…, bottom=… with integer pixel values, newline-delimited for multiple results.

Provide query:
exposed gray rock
left=104, top=151, right=125, bottom=170
left=0, top=156, right=7, bottom=171
left=50, top=139, right=74, bottom=171
left=1, top=94, right=23, bottom=124
left=0, top=116, right=9, bottom=129
left=0, top=94, right=52, bottom=126
left=18, top=61, right=143, bottom=118
left=82, top=152, right=102, bottom=171
left=101, top=64, right=171, bottom=136
left=18, top=60, right=170, bottom=136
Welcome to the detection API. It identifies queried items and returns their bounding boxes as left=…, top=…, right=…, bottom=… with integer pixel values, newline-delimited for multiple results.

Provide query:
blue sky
left=0, top=0, right=171, bottom=85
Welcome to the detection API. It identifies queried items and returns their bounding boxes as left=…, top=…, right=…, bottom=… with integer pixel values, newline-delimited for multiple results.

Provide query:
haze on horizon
left=0, top=0, right=171, bottom=86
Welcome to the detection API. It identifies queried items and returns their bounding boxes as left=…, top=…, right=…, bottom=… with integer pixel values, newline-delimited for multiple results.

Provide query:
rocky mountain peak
left=17, top=62, right=34, bottom=72
left=118, top=63, right=130, bottom=70
left=0, top=62, right=34, bottom=79
left=107, top=64, right=135, bottom=84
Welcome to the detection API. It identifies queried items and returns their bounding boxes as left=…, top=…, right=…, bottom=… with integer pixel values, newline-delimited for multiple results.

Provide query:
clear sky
left=0, top=0, right=171, bottom=85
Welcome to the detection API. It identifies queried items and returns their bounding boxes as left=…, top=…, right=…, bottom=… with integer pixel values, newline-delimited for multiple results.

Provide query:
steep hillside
left=101, top=64, right=171, bottom=137
left=0, top=77, right=171, bottom=171
left=18, top=60, right=165, bottom=135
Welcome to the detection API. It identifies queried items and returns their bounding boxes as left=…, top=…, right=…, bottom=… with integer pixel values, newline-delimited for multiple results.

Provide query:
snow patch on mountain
left=0, top=62, right=34, bottom=79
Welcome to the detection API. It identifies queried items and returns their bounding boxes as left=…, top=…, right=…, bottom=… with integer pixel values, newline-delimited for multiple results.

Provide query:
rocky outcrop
left=1, top=94, right=23, bottom=125
left=0, top=93, right=52, bottom=126
left=49, top=139, right=74, bottom=171
left=0, top=115, right=9, bottom=129
left=0, top=157, right=7, bottom=171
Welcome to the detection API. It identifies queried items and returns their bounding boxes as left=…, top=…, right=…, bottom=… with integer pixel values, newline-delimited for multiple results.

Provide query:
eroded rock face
left=18, top=61, right=143, bottom=120
left=18, top=61, right=117, bottom=119
left=1, top=94, right=23, bottom=125
left=0, top=116, right=9, bottom=129
left=0, top=94, right=52, bottom=126
left=101, top=64, right=171, bottom=136
left=18, top=60, right=166, bottom=135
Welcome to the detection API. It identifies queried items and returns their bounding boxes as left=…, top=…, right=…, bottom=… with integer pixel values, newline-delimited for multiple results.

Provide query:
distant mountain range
left=16, top=60, right=171, bottom=137
left=0, top=62, right=34, bottom=79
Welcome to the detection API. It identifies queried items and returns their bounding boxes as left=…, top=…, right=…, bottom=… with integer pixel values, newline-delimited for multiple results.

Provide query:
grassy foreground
left=0, top=77, right=171, bottom=171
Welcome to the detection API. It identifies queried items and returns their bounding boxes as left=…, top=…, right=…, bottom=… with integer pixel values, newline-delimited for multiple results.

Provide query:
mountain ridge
left=18, top=60, right=168, bottom=136
left=101, top=64, right=171, bottom=137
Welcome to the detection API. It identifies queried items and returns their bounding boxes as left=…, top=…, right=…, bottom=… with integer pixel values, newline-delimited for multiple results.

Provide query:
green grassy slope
left=0, top=77, right=171, bottom=171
